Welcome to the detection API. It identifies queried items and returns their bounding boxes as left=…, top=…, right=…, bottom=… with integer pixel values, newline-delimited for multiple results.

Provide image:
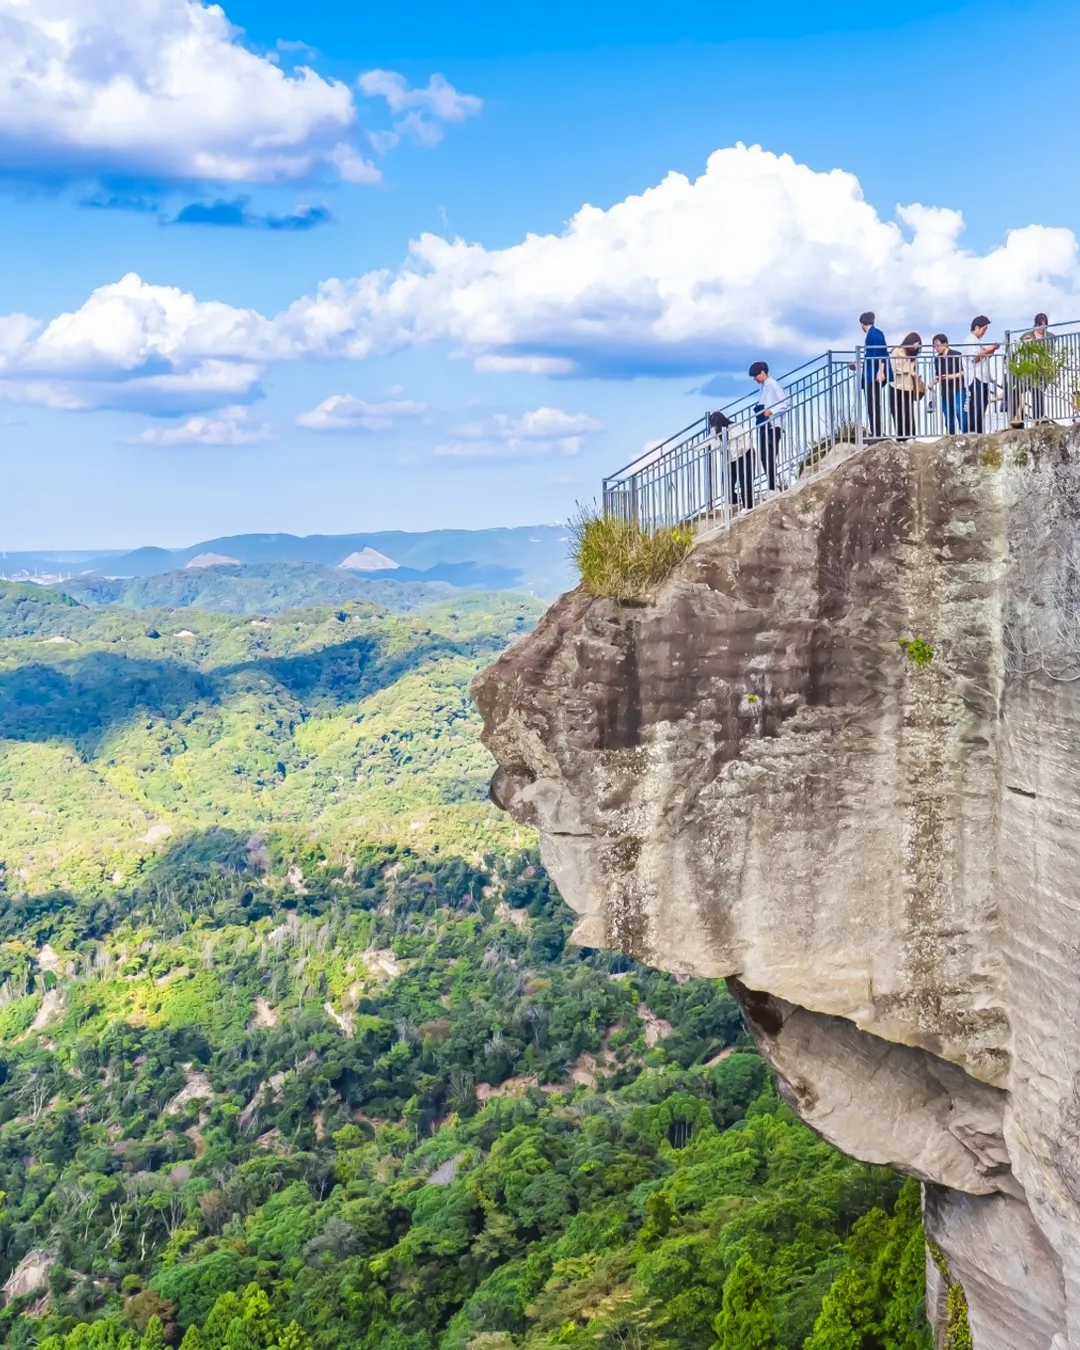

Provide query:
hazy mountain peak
left=339, top=548, right=399, bottom=571
left=185, top=552, right=242, bottom=568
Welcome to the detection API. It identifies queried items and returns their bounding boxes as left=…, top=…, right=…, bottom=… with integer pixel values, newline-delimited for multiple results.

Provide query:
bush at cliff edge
left=571, top=509, right=693, bottom=601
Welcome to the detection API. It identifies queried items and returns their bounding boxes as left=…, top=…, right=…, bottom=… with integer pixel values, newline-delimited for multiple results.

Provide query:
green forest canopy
left=0, top=581, right=937, bottom=1348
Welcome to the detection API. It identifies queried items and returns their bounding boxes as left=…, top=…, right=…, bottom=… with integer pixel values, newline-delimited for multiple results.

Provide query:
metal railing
left=603, top=320, right=1080, bottom=533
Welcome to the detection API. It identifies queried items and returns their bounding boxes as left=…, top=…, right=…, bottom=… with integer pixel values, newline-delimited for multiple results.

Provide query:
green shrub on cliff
left=571, top=510, right=693, bottom=601
left=1007, top=338, right=1066, bottom=394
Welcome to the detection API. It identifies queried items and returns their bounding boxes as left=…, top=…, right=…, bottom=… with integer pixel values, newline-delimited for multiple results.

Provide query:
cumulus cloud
left=358, top=70, right=482, bottom=148
left=296, top=393, right=428, bottom=432
left=434, top=407, right=602, bottom=457
left=130, top=405, right=276, bottom=446
left=330, top=144, right=1079, bottom=376
left=0, top=273, right=271, bottom=413
left=0, top=0, right=377, bottom=185
left=3, top=146, right=1079, bottom=413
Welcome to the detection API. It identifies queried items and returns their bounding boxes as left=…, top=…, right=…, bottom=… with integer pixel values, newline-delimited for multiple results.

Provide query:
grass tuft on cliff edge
left=571, top=509, right=693, bottom=601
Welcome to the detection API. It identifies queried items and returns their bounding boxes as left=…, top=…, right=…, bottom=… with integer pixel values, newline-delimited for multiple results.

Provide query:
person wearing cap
left=967, top=315, right=999, bottom=433
left=749, top=360, right=788, bottom=501
left=858, top=311, right=890, bottom=438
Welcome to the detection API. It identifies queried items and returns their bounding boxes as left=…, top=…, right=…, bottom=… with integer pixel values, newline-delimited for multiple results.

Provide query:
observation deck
left=602, top=321, right=1080, bottom=535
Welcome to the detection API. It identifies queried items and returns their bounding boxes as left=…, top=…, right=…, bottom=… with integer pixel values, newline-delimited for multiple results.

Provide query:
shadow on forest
left=0, top=628, right=505, bottom=755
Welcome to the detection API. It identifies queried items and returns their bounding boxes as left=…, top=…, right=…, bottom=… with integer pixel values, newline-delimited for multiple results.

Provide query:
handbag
left=915, top=375, right=927, bottom=400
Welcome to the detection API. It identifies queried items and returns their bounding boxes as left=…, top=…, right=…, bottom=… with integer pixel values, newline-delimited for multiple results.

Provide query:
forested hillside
left=0, top=584, right=539, bottom=892
left=0, top=580, right=933, bottom=1348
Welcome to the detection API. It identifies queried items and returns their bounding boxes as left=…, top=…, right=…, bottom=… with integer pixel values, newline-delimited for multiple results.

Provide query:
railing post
left=826, top=351, right=836, bottom=450
left=855, top=347, right=865, bottom=452
left=704, top=413, right=715, bottom=517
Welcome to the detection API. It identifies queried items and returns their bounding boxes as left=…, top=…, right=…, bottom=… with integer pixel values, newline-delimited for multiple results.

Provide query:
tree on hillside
left=803, top=1269, right=876, bottom=1350
left=712, top=1253, right=780, bottom=1350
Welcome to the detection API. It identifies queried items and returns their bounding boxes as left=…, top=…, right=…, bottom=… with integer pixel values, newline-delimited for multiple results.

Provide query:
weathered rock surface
left=474, top=428, right=1080, bottom=1349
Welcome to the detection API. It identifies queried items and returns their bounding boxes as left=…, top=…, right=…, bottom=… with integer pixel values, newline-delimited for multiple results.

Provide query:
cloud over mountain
left=2, top=145, right=1078, bottom=413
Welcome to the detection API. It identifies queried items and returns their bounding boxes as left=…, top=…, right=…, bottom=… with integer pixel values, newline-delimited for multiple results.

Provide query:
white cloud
left=0, top=0, right=377, bottom=185
left=434, top=407, right=603, bottom=458
left=3, top=145, right=1079, bottom=413
left=358, top=70, right=482, bottom=121
left=358, top=70, right=482, bottom=148
left=472, top=354, right=576, bottom=376
left=0, top=272, right=272, bottom=412
left=296, top=393, right=428, bottom=432
left=129, top=405, right=276, bottom=446
left=345, top=145, right=1080, bottom=374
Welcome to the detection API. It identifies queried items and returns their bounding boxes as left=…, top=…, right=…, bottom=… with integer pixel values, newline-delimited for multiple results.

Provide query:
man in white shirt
left=967, top=315, right=999, bottom=433
left=750, top=360, right=788, bottom=497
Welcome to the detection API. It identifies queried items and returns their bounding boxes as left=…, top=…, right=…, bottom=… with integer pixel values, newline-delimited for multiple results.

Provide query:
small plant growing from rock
left=943, top=1282, right=973, bottom=1350
left=978, top=444, right=1002, bottom=470
left=746, top=693, right=759, bottom=703
left=570, top=507, right=694, bottom=602
left=899, top=636, right=934, bottom=668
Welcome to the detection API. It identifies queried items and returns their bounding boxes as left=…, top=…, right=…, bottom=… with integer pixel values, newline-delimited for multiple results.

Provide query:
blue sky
left=1, top=0, right=1079, bottom=549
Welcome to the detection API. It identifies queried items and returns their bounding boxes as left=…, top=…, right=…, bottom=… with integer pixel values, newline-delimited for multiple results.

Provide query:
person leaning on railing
left=967, top=315, right=999, bottom=433
left=932, top=334, right=967, bottom=434
left=711, top=409, right=757, bottom=512
left=888, top=333, right=924, bottom=440
left=749, top=361, right=789, bottom=499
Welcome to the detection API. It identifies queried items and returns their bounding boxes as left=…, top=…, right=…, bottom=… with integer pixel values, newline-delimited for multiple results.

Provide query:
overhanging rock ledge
left=473, top=428, right=1080, bottom=1350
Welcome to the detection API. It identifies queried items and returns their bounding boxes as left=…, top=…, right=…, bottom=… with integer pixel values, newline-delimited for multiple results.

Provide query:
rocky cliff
left=473, top=427, right=1080, bottom=1350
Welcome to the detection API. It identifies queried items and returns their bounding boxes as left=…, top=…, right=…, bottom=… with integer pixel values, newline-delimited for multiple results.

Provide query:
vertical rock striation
left=473, top=428, right=1080, bottom=1349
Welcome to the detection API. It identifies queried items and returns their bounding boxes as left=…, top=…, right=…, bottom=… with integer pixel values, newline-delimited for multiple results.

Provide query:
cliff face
left=473, top=428, right=1080, bottom=1350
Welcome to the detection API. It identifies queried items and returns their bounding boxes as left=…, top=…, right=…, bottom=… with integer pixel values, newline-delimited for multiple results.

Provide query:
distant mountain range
left=49, top=563, right=458, bottom=616
left=1, top=524, right=574, bottom=597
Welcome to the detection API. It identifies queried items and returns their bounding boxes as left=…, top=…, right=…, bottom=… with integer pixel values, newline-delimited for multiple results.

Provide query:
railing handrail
left=603, top=350, right=858, bottom=488
left=603, top=414, right=709, bottom=485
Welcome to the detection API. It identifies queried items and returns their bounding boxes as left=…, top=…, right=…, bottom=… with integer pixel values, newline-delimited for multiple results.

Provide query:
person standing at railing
left=1018, top=313, right=1055, bottom=423
left=857, top=311, right=890, bottom=439
left=888, top=334, right=924, bottom=440
left=966, top=315, right=999, bottom=433
left=712, top=410, right=755, bottom=512
left=749, top=361, right=788, bottom=498
left=932, top=335, right=967, bottom=434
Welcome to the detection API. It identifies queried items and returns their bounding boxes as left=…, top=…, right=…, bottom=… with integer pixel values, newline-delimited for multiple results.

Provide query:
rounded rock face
left=473, top=428, right=1080, bottom=1350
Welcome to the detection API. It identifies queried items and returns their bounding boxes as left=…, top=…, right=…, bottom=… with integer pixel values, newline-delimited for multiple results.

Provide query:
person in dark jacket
left=932, top=334, right=967, bottom=434
left=859, top=311, right=890, bottom=438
